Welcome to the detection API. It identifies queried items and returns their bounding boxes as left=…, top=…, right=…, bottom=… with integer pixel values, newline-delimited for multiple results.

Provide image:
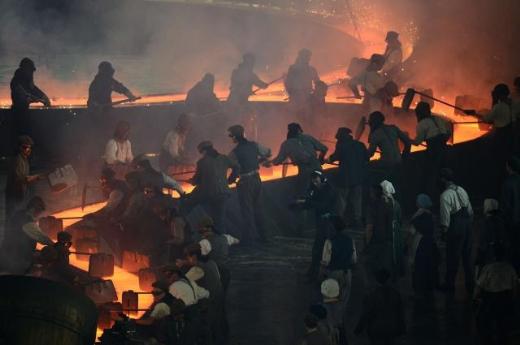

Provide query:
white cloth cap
left=321, top=278, right=340, bottom=299
left=483, top=198, right=499, bottom=215
left=380, top=180, right=396, bottom=197
left=199, top=239, right=212, bottom=256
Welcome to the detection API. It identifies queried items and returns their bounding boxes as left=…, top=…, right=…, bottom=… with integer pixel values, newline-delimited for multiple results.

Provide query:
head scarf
left=416, top=194, right=432, bottom=209
left=380, top=180, right=396, bottom=199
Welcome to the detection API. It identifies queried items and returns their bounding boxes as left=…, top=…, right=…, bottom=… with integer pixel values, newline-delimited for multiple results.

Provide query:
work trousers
left=310, top=214, right=329, bottom=278
left=237, top=174, right=264, bottom=243
left=445, top=211, right=474, bottom=292
left=476, top=290, right=514, bottom=345
left=336, top=185, right=363, bottom=226
left=423, top=137, right=447, bottom=200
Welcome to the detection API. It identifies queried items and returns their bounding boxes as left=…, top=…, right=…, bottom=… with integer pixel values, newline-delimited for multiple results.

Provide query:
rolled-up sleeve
left=439, top=193, right=451, bottom=228
left=104, top=140, right=118, bottom=164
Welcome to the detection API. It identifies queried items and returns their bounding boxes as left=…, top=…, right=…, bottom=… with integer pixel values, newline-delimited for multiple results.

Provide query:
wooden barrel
left=0, top=275, right=98, bottom=345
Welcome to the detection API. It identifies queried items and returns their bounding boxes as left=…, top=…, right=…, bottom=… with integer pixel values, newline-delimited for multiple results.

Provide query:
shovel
left=402, top=88, right=476, bottom=115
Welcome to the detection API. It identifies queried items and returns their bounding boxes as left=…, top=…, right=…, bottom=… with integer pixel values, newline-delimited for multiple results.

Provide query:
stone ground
left=225, top=231, right=520, bottom=345
left=1, top=175, right=519, bottom=345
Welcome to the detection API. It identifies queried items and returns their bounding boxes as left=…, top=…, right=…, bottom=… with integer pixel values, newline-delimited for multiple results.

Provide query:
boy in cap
left=321, top=278, right=347, bottom=345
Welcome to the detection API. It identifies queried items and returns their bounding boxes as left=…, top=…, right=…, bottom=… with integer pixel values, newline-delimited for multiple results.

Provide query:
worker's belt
left=239, top=170, right=259, bottom=178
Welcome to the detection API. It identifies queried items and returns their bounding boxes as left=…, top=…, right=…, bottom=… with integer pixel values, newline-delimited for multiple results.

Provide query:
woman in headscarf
left=409, top=194, right=439, bottom=295
left=381, top=180, right=404, bottom=279
left=365, top=181, right=404, bottom=282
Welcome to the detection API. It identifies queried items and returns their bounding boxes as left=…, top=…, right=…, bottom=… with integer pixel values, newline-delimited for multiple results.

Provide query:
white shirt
left=104, top=139, right=133, bottom=164
left=162, top=173, right=184, bottom=194
left=413, top=116, right=451, bottom=145
left=382, top=47, right=403, bottom=74
left=162, top=130, right=185, bottom=159
left=23, top=222, right=53, bottom=246
left=199, top=234, right=240, bottom=256
left=169, top=279, right=209, bottom=306
left=483, top=102, right=514, bottom=128
left=149, top=302, right=170, bottom=319
left=439, top=184, right=473, bottom=228
left=350, top=70, right=386, bottom=96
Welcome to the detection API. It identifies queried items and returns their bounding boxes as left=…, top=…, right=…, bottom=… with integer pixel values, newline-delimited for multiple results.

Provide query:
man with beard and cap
left=327, top=127, right=368, bottom=228
left=87, top=61, right=136, bottom=110
left=294, top=170, right=337, bottom=280
left=382, top=31, right=403, bottom=80
left=10, top=58, right=51, bottom=136
left=271, top=122, right=328, bottom=195
left=181, top=141, right=238, bottom=232
left=227, top=54, right=268, bottom=113
left=5, top=135, right=42, bottom=221
left=185, top=73, right=221, bottom=116
left=438, top=168, right=474, bottom=294
left=227, top=124, right=271, bottom=244
left=0, top=196, right=53, bottom=275
left=367, top=111, right=410, bottom=182
left=285, top=49, right=321, bottom=124
left=349, top=54, right=388, bottom=113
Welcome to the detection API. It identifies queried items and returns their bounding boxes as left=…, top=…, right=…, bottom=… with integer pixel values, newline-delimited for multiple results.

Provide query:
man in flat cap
left=181, top=141, right=238, bottom=232
left=227, top=124, right=271, bottom=244
left=5, top=135, right=42, bottom=222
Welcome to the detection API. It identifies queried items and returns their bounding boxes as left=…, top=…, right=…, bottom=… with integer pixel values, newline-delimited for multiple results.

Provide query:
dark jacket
left=191, top=152, right=237, bottom=199
left=329, top=137, right=368, bottom=187
left=87, top=74, right=130, bottom=107
left=0, top=211, right=38, bottom=274
left=228, top=66, right=266, bottom=104
left=367, top=197, right=394, bottom=243
left=301, top=329, right=332, bottom=345
left=207, top=233, right=230, bottom=266
left=328, top=232, right=355, bottom=271
left=10, top=68, right=47, bottom=110
left=185, top=81, right=220, bottom=115
left=303, top=182, right=337, bottom=218
left=5, top=153, right=30, bottom=200
left=356, top=285, right=405, bottom=338
left=501, top=173, right=520, bottom=227
left=229, top=139, right=270, bottom=179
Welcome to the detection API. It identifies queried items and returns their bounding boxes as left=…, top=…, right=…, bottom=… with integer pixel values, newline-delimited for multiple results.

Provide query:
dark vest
left=328, top=232, right=354, bottom=271
left=208, top=234, right=229, bottom=266
left=232, top=140, right=260, bottom=174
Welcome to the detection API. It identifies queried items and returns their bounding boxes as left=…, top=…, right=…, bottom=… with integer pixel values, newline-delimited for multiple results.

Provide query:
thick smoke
left=0, top=0, right=361, bottom=99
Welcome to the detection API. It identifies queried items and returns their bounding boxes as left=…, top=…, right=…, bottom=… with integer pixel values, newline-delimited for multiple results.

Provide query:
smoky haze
left=0, top=0, right=362, bottom=98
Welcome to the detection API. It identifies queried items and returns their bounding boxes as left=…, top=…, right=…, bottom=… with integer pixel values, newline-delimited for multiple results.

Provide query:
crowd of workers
left=2, top=30, right=520, bottom=345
